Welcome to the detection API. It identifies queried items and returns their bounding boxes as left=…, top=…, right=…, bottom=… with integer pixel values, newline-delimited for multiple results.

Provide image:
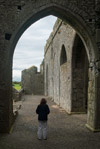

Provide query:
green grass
left=13, top=83, right=21, bottom=91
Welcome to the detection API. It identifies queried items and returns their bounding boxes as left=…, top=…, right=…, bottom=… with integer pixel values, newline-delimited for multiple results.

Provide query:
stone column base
left=85, top=124, right=100, bottom=132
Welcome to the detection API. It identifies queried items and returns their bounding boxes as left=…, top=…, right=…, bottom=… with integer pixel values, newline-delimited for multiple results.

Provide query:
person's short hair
left=40, top=98, right=47, bottom=104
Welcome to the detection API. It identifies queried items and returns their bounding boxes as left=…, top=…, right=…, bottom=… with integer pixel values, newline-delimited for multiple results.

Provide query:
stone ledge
left=68, top=112, right=87, bottom=115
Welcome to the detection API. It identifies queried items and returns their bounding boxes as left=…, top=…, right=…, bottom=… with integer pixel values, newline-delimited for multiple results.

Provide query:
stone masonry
left=44, top=19, right=88, bottom=114
left=22, top=63, right=44, bottom=95
left=0, top=0, right=100, bottom=132
left=44, top=19, right=75, bottom=112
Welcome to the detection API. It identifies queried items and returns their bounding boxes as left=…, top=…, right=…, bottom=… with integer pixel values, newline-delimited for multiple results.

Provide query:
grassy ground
left=13, top=83, right=21, bottom=91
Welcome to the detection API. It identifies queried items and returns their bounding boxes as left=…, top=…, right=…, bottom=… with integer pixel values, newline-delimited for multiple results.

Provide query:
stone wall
left=0, top=0, right=100, bottom=132
left=44, top=19, right=76, bottom=113
left=44, top=19, right=89, bottom=114
left=12, top=87, right=24, bottom=102
left=21, top=63, right=44, bottom=95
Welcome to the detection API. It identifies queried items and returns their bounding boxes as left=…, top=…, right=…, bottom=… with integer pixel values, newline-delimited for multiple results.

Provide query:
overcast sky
left=13, top=15, right=57, bottom=81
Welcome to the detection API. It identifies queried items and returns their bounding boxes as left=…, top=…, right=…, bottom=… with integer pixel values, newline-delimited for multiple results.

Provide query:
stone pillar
left=0, top=52, right=13, bottom=133
left=95, top=0, right=100, bottom=53
left=88, top=1, right=99, bottom=124
left=86, top=61, right=100, bottom=131
left=86, top=0, right=100, bottom=131
left=95, top=61, right=100, bottom=130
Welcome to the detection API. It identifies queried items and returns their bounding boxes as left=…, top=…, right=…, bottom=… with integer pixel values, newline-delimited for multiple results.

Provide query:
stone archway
left=0, top=1, right=100, bottom=132
left=71, top=34, right=89, bottom=113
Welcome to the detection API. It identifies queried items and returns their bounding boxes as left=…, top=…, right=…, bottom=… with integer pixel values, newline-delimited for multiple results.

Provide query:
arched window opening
left=60, top=45, right=67, bottom=65
left=72, top=34, right=89, bottom=113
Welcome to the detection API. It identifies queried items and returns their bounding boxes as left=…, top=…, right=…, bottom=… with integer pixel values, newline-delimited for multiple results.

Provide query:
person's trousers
left=37, top=120, right=47, bottom=140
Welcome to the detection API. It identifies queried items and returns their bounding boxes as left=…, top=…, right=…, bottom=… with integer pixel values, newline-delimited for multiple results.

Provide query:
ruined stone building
left=22, top=62, right=44, bottom=95
left=44, top=19, right=89, bottom=114
left=0, top=0, right=100, bottom=133
left=22, top=18, right=89, bottom=114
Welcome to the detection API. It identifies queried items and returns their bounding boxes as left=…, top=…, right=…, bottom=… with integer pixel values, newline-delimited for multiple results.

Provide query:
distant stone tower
left=21, top=62, right=44, bottom=95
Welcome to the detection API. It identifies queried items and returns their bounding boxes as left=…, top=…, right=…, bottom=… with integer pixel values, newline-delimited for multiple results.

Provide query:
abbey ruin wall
left=44, top=19, right=76, bottom=113
left=21, top=18, right=89, bottom=114
left=21, top=64, right=44, bottom=95
left=44, top=18, right=89, bottom=113
left=0, top=0, right=100, bottom=133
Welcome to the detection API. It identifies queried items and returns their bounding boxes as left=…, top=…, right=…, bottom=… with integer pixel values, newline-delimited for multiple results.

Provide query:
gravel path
left=0, top=95, right=100, bottom=149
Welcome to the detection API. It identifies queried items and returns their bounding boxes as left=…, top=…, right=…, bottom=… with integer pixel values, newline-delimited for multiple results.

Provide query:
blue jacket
left=36, top=104, right=50, bottom=121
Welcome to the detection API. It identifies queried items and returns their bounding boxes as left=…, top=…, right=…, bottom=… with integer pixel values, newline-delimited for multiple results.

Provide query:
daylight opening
left=13, top=15, right=57, bottom=82
left=12, top=15, right=57, bottom=100
left=60, top=45, right=67, bottom=65
left=12, top=15, right=88, bottom=123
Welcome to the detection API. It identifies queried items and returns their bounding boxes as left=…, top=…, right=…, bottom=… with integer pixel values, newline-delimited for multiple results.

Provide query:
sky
left=13, top=15, right=57, bottom=81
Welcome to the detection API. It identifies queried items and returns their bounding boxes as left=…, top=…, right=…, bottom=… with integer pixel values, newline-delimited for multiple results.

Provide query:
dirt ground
left=0, top=95, right=100, bottom=149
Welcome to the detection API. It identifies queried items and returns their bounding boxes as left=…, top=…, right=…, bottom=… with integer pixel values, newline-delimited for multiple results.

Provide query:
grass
left=13, top=83, right=21, bottom=91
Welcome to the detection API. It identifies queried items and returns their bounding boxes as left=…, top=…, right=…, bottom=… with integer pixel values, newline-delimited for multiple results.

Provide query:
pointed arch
left=60, top=45, right=67, bottom=65
left=71, top=34, right=89, bottom=113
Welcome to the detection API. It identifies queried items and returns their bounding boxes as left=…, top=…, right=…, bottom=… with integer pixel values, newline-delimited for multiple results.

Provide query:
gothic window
left=60, top=45, right=67, bottom=65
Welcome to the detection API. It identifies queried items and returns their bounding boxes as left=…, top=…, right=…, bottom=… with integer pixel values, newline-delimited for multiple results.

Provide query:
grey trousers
left=37, top=121, right=47, bottom=139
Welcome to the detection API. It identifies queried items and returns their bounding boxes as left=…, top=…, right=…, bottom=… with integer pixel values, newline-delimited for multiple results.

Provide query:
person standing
left=36, top=98, right=50, bottom=140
